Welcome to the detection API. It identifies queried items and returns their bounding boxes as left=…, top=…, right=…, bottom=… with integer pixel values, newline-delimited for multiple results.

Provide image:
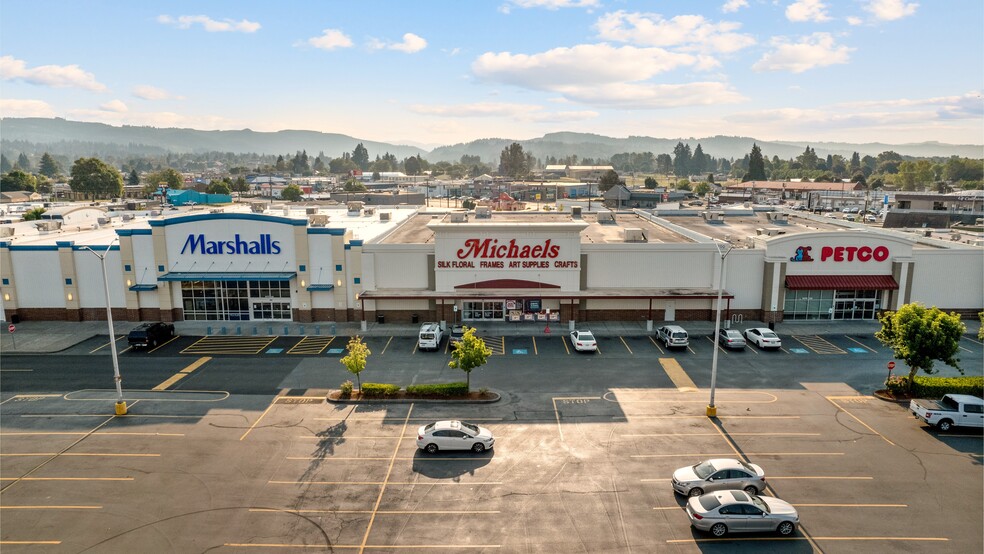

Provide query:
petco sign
left=790, top=244, right=889, bottom=263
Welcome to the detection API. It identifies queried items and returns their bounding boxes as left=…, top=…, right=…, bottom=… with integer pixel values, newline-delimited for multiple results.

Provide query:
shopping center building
left=1, top=203, right=981, bottom=328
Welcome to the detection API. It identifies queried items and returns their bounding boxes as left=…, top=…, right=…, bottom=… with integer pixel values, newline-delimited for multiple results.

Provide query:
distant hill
left=1, top=118, right=980, bottom=165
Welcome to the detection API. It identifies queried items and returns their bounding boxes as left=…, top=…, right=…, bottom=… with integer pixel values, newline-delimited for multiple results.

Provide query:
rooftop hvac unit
left=122, top=214, right=134, bottom=221
left=347, top=201, right=364, bottom=215
left=364, top=207, right=375, bottom=216
left=572, top=206, right=582, bottom=218
left=150, top=210, right=161, bottom=216
left=767, top=212, right=788, bottom=223
left=34, top=221, right=61, bottom=232
left=308, top=214, right=329, bottom=227
left=449, top=212, right=468, bottom=223
left=250, top=203, right=268, bottom=213
left=702, top=211, right=724, bottom=224
left=211, top=208, right=224, bottom=214
left=744, top=236, right=756, bottom=248
left=282, top=206, right=290, bottom=215
left=379, top=212, right=391, bottom=221
left=764, top=227, right=785, bottom=236
left=475, top=206, right=492, bottom=219
left=923, top=229, right=933, bottom=237
left=306, top=207, right=318, bottom=215
left=97, top=217, right=111, bottom=225
left=0, top=227, right=13, bottom=238
left=950, top=233, right=961, bottom=241
left=596, top=211, right=616, bottom=224
left=623, top=228, right=648, bottom=242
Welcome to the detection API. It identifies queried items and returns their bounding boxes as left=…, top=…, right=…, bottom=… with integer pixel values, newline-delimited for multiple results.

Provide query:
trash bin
left=768, top=321, right=775, bottom=331
left=10, top=314, right=20, bottom=324
left=376, top=313, right=385, bottom=324
left=411, top=313, right=419, bottom=324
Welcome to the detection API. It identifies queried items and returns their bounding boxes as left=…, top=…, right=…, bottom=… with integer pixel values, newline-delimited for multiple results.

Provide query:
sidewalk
left=0, top=317, right=921, bottom=354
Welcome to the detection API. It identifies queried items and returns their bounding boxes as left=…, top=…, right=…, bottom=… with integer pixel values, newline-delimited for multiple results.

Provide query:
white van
left=417, top=322, right=444, bottom=351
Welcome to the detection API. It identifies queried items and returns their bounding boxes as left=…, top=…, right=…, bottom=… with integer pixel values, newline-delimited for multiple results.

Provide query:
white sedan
left=416, top=420, right=495, bottom=454
left=744, top=328, right=782, bottom=349
left=569, top=330, right=597, bottom=352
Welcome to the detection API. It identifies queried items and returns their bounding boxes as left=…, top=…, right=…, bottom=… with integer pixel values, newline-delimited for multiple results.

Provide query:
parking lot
left=2, top=380, right=981, bottom=552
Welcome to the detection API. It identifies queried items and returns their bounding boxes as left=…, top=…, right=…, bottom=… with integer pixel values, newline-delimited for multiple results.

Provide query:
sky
left=1, top=0, right=982, bottom=148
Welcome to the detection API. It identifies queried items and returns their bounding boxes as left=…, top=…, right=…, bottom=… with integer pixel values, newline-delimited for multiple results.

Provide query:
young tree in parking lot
left=978, top=312, right=983, bottom=341
left=340, top=336, right=371, bottom=393
left=449, top=326, right=492, bottom=391
left=875, top=303, right=966, bottom=391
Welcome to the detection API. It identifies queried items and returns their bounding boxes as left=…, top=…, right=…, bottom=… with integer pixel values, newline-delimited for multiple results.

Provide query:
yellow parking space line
left=287, top=336, right=335, bottom=355
left=240, top=400, right=276, bottom=441
left=826, top=396, right=895, bottom=446
left=249, top=508, right=500, bottom=514
left=792, top=504, right=907, bottom=507
left=624, top=415, right=800, bottom=419
left=0, top=541, right=62, bottom=545
left=532, top=336, right=538, bottom=355
left=270, top=480, right=503, bottom=486
left=844, top=336, right=877, bottom=352
left=224, top=544, right=501, bottom=549
left=0, top=453, right=159, bottom=457
left=562, top=336, right=570, bottom=355
left=619, top=337, right=633, bottom=354
left=152, top=356, right=211, bottom=391
left=648, top=336, right=665, bottom=355
left=622, top=433, right=819, bottom=438
left=1, top=505, right=102, bottom=509
left=181, top=337, right=275, bottom=355
left=657, top=358, right=698, bottom=392
left=792, top=334, right=846, bottom=354
left=379, top=336, right=393, bottom=355
left=295, top=435, right=401, bottom=440
left=147, top=335, right=180, bottom=353
left=669, top=537, right=948, bottom=544
left=769, top=476, right=873, bottom=480
left=634, top=452, right=843, bottom=459
left=0, top=477, right=134, bottom=481
left=89, top=335, right=126, bottom=353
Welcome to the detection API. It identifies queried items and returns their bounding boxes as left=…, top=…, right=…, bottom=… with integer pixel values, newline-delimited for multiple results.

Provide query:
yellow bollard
left=115, top=401, right=128, bottom=415
left=705, top=405, right=717, bottom=418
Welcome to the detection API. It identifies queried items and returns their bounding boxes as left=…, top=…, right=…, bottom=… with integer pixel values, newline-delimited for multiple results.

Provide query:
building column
left=151, top=227, right=177, bottom=321
left=57, top=241, right=81, bottom=321
left=0, top=242, right=19, bottom=321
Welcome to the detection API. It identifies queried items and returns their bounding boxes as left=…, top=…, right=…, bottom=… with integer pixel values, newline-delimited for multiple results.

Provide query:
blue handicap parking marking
left=327, top=348, right=345, bottom=355
left=266, top=348, right=284, bottom=354
left=848, top=347, right=869, bottom=354
left=512, top=348, right=528, bottom=355
left=790, top=348, right=810, bottom=354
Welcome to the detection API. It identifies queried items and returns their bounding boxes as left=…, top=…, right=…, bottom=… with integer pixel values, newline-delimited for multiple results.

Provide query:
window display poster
left=526, top=299, right=541, bottom=312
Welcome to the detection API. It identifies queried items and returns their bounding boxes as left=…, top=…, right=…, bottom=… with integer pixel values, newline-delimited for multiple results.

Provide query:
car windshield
left=693, top=460, right=716, bottom=479
left=423, top=423, right=435, bottom=431
left=751, top=494, right=769, bottom=513
left=460, top=422, right=480, bottom=434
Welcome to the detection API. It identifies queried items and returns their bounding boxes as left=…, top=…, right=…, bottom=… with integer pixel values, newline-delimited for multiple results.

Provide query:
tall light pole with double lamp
left=706, top=239, right=733, bottom=418
left=83, top=239, right=127, bottom=415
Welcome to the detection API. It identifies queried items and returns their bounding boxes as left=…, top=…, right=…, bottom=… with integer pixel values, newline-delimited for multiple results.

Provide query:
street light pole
left=83, top=239, right=127, bottom=415
left=706, top=240, right=733, bottom=418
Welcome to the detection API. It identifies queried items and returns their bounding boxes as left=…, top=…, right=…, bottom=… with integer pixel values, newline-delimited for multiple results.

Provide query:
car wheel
left=424, top=443, right=439, bottom=454
left=710, top=523, right=727, bottom=537
left=777, top=521, right=795, bottom=536
left=688, top=487, right=704, bottom=497
left=937, top=419, right=953, bottom=432
left=151, top=339, right=157, bottom=348
left=743, top=485, right=758, bottom=495
left=471, top=443, right=485, bottom=453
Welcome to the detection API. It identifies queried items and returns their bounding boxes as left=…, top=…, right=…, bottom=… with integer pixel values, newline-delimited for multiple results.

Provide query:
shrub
left=360, top=382, right=401, bottom=398
left=405, top=382, right=468, bottom=397
left=909, top=375, right=984, bottom=398
left=339, top=380, right=353, bottom=398
left=884, top=375, right=910, bottom=396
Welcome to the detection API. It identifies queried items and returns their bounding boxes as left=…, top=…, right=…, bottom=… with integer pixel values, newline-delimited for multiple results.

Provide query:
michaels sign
left=181, top=233, right=282, bottom=255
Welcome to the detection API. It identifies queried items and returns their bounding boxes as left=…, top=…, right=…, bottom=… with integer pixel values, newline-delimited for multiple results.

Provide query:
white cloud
left=0, top=55, right=106, bottom=91
left=594, top=11, right=756, bottom=55
left=66, top=107, right=236, bottom=130
left=752, top=33, right=852, bottom=73
left=132, top=85, right=185, bottom=101
left=408, top=101, right=597, bottom=123
left=846, top=16, right=863, bottom=25
left=372, top=33, right=428, bottom=53
left=551, top=81, right=746, bottom=109
left=500, top=0, right=599, bottom=13
left=306, top=29, right=353, bottom=50
left=786, top=0, right=832, bottom=23
left=99, top=99, right=128, bottom=113
left=863, top=0, right=918, bottom=21
left=157, top=14, right=260, bottom=33
left=722, top=0, right=748, bottom=13
left=0, top=98, right=55, bottom=118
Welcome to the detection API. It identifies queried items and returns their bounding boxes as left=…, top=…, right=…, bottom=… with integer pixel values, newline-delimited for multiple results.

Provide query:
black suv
left=127, top=322, right=175, bottom=349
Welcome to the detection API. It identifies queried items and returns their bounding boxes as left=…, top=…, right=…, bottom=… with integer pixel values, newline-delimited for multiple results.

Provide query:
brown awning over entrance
left=785, top=275, right=899, bottom=290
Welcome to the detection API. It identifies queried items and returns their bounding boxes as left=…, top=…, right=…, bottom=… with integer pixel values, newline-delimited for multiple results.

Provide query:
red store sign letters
left=820, top=245, right=889, bottom=262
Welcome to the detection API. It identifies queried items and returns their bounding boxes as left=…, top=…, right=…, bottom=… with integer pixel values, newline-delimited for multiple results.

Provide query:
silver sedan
left=687, top=490, right=799, bottom=537
left=672, top=458, right=766, bottom=497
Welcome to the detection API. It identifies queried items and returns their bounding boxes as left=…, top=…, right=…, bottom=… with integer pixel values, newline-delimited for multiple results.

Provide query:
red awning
left=785, top=275, right=898, bottom=290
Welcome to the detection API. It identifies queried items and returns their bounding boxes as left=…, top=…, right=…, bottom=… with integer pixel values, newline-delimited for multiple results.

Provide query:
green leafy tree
left=745, top=144, right=766, bottom=181
left=207, top=181, right=231, bottom=195
left=448, top=326, right=491, bottom=391
left=127, top=169, right=140, bottom=187
left=343, top=179, right=367, bottom=192
left=693, top=182, right=711, bottom=196
left=978, top=312, right=983, bottom=341
left=875, top=303, right=966, bottom=391
left=0, top=153, right=11, bottom=174
left=498, top=142, right=528, bottom=178
left=275, top=155, right=286, bottom=172
left=598, top=169, right=621, bottom=191
left=340, top=336, right=371, bottom=393
left=146, top=168, right=184, bottom=191
left=1, top=169, right=37, bottom=191
left=232, top=176, right=249, bottom=193
left=34, top=174, right=51, bottom=194
left=461, top=198, right=476, bottom=210
left=352, top=143, right=370, bottom=171
left=22, top=207, right=46, bottom=220
left=69, top=158, right=123, bottom=199
left=330, top=157, right=358, bottom=174
left=38, top=152, right=61, bottom=178
left=280, top=183, right=303, bottom=201
left=644, top=176, right=658, bottom=189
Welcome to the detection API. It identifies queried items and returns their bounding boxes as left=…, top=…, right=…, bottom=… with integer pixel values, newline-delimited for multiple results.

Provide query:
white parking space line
left=621, top=433, right=819, bottom=438
left=634, top=452, right=844, bottom=459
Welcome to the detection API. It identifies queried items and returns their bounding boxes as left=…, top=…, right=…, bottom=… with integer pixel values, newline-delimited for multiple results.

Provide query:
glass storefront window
left=784, top=289, right=882, bottom=320
left=180, top=280, right=292, bottom=321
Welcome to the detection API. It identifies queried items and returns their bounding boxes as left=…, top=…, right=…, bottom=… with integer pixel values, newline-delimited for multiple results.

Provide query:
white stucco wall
left=74, top=249, right=126, bottom=308
left=584, top=245, right=714, bottom=288
left=910, top=250, right=984, bottom=310
left=131, top=234, right=157, bottom=285
left=11, top=250, right=63, bottom=308
left=306, top=235, right=335, bottom=286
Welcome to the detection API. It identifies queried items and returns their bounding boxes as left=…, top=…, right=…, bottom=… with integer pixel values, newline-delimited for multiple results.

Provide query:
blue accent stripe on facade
left=72, top=245, right=120, bottom=251
left=306, top=227, right=346, bottom=235
left=129, top=284, right=159, bottom=291
left=7, top=245, right=59, bottom=251
left=158, top=271, right=296, bottom=282
left=116, top=229, right=153, bottom=236
left=148, top=213, right=306, bottom=227
left=306, top=284, right=335, bottom=291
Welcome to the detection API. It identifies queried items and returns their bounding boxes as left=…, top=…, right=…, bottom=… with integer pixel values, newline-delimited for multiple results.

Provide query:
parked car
left=910, top=394, right=984, bottom=432
left=744, top=328, right=781, bottom=349
left=449, top=324, right=465, bottom=347
left=672, top=458, right=766, bottom=497
left=416, top=420, right=495, bottom=453
left=569, top=330, right=597, bottom=352
left=127, top=322, right=175, bottom=349
left=656, top=325, right=689, bottom=349
left=687, top=490, right=799, bottom=537
left=717, top=329, right=746, bottom=350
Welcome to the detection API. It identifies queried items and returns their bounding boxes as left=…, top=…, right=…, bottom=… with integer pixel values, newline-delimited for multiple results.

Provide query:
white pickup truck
left=909, top=394, right=984, bottom=432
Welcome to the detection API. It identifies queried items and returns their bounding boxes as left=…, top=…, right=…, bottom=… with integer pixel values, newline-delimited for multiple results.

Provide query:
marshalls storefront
left=0, top=206, right=981, bottom=326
